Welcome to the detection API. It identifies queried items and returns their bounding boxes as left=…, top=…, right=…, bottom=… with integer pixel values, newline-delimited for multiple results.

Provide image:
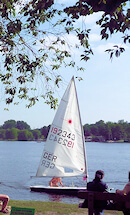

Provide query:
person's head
left=95, top=170, right=104, bottom=180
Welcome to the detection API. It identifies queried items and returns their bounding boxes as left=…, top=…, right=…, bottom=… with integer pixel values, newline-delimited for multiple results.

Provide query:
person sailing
left=49, top=177, right=65, bottom=187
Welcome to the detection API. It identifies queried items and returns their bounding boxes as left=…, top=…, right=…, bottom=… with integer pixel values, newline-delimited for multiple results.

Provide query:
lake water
left=0, top=141, right=130, bottom=204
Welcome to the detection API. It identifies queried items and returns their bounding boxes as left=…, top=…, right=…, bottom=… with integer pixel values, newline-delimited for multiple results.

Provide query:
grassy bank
left=0, top=200, right=123, bottom=215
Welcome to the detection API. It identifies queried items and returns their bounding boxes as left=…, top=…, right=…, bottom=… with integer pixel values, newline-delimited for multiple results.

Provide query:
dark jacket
left=87, top=178, right=108, bottom=209
left=80, top=178, right=108, bottom=209
left=87, top=178, right=108, bottom=192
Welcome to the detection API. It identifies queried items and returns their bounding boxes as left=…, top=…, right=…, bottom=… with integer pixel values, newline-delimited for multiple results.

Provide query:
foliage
left=32, top=129, right=41, bottom=140
left=0, top=120, right=41, bottom=140
left=0, top=129, right=6, bottom=139
left=84, top=119, right=130, bottom=142
left=0, top=119, right=130, bottom=142
left=41, top=125, right=50, bottom=139
left=64, top=0, right=130, bottom=55
left=64, top=0, right=130, bottom=60
left=18, top=129, right=33, bottom=141
left=0, top=120, right=45, bottom=141
left=0, top=0, right=84, bottom=108
left=5, top=127, right=18, bottom=140
left=16, top=121, right=31, bottom=130
left=2, top=120, right=17, bottom=129
left=0, top=0, right=129, bottom=108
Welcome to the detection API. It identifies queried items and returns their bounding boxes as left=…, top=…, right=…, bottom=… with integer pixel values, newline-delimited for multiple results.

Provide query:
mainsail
left=36, top=76, right=87, bottom=177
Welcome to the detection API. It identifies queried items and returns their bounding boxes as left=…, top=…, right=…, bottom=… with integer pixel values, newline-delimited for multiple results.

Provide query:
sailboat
left=30, top=76, right=87, bottom=196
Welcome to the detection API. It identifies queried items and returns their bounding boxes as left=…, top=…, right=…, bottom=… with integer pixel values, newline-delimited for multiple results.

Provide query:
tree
left=41, top=125, right=50, bottom=139
left=106, top=122, right=113, bottom=140
left=18, top=129, right=33, bottom=141
left=5, top=128, right=18, bottom=140
left=89, top=124, right=99, bottom=136
left=110, top=123, right=124, bottom=140
left=0, top=0, right=83, bottom=108
left=95, top=120, right=108, bottom=140
left=16, top=121, right=31, bottom=130
left=0, top=129, right=6, bottom=139
left=32, top=129, right=41, bottom=140
left=64, top=0, right=129, bottom=60
left=117, top=120, right=127, bottom=140
left=3, top=120, right=16, bottom=129
left=0, top=0, right=129, bottom=108
left=125, top=123, right=130, bottom=141
left=83, top=124, right=91, bottom=137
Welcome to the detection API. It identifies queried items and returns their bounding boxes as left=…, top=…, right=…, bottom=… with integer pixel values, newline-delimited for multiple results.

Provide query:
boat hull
left=30, top=185, right=87, bottom=196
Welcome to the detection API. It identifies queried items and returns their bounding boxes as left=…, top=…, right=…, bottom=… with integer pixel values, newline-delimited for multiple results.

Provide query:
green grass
left=8, top=200, right=86, bottom=214
left=0, top=200, right=124, bottom=214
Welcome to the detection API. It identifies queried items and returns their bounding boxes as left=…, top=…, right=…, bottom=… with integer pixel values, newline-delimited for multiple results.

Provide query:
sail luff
left=72, top=76, right=87, bottom=176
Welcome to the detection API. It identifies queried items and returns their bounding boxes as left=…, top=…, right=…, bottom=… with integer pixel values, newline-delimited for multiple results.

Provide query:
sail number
left=40, top=151, right=57, bottom=169
left=51, top=127, right=75, bottom=140
left=49, top=127, right=75, bottom=148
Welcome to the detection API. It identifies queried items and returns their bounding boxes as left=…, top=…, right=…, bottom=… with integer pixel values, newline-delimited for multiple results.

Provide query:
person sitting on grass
left=0, top=194, right=9, bottom=214
left=49, top=177, right=65, bottom=187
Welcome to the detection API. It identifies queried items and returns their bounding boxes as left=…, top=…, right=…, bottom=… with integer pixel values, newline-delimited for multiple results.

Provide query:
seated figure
left=116, top=172, right=130, bottom=215
left=49, top=177, right=65, bottom=187
left=0, top=194, right=9, bottom=213
left=116, top=172, right=130, bottom=195
left=79, top=170, right=108, bottom=215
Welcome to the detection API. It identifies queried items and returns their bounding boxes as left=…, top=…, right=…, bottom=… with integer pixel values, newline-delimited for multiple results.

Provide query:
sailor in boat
left=49, top=177, right=65, bottom=187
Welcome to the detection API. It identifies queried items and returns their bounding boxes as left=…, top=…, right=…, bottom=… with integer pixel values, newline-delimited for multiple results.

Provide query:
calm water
left=0, top=141, right=130, bottom=204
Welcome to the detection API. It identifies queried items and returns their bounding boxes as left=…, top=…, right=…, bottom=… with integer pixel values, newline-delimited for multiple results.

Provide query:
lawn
left=0, top=200, right=123, bottom=215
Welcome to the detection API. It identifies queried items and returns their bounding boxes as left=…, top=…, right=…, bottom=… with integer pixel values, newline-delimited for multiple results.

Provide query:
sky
left=0, top=1, right=130, bottom=129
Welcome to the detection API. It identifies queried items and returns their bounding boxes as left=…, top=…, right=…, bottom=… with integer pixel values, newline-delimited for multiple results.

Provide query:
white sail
left=36, top=76, right=87, bottom=177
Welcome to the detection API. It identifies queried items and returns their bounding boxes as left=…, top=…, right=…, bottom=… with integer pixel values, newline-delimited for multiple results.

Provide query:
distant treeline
left=0, top=120, right=50, bottom=141
left=84, top=120, right=130, bottom=142
left=0, top=119, right=130, bottom=142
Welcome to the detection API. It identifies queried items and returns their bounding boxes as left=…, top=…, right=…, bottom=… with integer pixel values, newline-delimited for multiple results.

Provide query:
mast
left=72, top=76, right=87, bottom=177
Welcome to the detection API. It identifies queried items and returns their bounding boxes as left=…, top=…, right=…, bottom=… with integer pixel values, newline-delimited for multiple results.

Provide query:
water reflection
left=48, top=194, right=62, bottom=202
